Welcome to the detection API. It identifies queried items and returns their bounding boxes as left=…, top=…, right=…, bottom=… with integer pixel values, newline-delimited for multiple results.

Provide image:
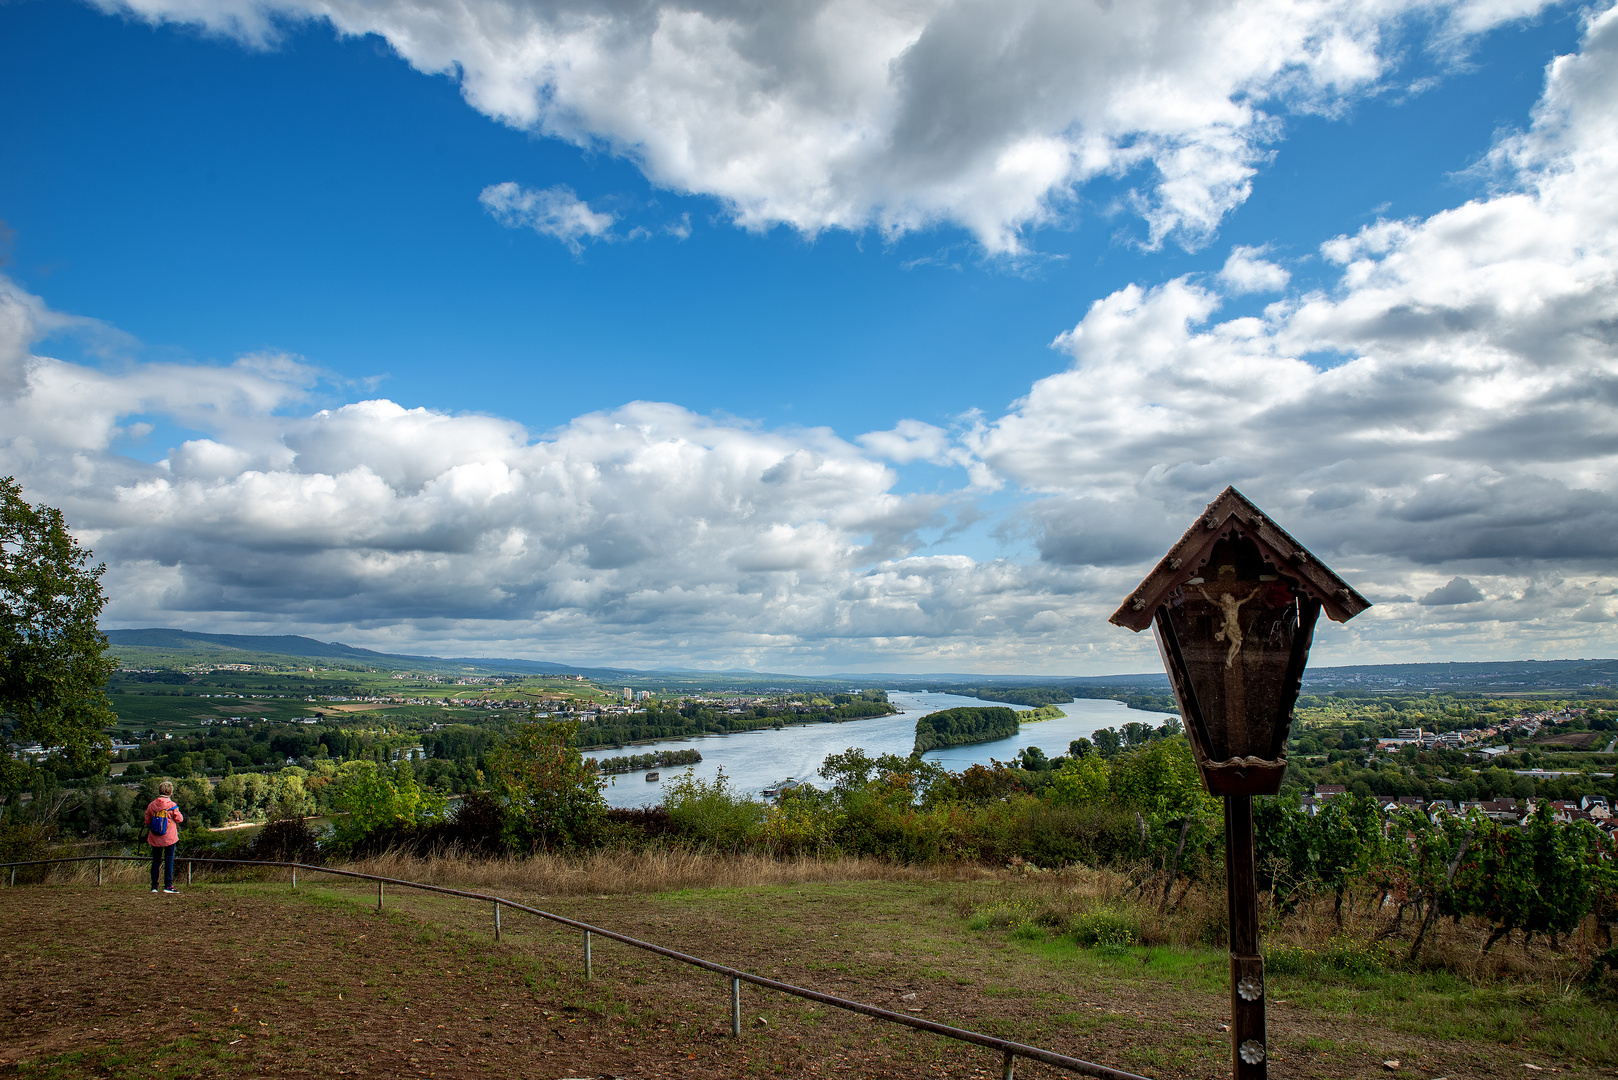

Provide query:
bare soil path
left=0, top=877, right=1602, bottom=1080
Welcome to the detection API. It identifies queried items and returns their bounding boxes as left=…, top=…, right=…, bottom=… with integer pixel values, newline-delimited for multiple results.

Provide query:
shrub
left=444, top=790, right=510, bottom=854
left=1071, top=907, right=1140, bottom=951
left=664, top=768, right=764, bottom=850
left=250, top=813, right=322, bottom=863
left=0, top=822, right=60, bottom=883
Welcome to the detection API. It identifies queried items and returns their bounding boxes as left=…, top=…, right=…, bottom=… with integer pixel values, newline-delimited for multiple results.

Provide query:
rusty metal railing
left=1, top=855, right=1150, bottom=1080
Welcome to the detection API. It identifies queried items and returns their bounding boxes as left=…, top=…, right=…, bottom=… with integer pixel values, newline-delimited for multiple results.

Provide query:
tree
left=329, top=760, right=445, bottom=848
left=1046, top=752, right=1110, bottom=806
left=1092, top=727, right=1123, bottom=758
left=0, top=478, right=115, bottom=799
left=489, top=717, right=605, bottom=850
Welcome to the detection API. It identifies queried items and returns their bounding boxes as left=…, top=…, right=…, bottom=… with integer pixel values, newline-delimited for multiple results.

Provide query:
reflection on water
left=599, top=690, right=1176, bottom=809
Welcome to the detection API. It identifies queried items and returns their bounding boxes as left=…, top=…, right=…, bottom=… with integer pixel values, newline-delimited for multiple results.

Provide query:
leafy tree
left=1109, top=738, right=1213, bottom=819
left=1091, top=727, right=1123, bottom=758
left=1046, top=753, right=1110, bottom=806
left=0, top=478, right=115, bottom=798
left=489, top=717, right=605, bottom=850
left=1016, top=745, right=1049, bottom=770
left=330, top=760, right=445, bottom=848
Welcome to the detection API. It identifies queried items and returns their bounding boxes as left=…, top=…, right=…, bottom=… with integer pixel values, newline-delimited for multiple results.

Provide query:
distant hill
left=1300, top=658, right=1618, bottom=692
left=101, top=628, right=822, bottom=685
left=102, top=629, right=1617, bottom=694
left=106, top=628, right=398, bottom=661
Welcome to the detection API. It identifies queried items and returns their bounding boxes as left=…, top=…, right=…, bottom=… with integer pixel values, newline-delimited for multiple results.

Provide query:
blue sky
left=2, top=0, right=1616, bottom=672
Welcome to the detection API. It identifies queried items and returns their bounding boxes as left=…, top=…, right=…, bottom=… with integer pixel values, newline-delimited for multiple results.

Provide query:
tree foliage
left=911, top=706, right=1019, bottom=754
left=0, top=478, right=114, bottom=796
left=489, top=717, right=605, bottom=851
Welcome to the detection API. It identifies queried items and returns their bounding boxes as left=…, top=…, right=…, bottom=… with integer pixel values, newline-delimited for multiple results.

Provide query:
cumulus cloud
left=857, top=420, right=953, bottom=465
left=8, top=4, right=1618, bottom=669
left=1218, top=245, right=1292, bottom=293
left=1420, top=576, right=1486, bottom=604
left=479, top=182, right=615, bottom=252
left=950, top=6, right=1618, bottom=654
left=3, top=274, right=1116, bottom=669
left=89, top=0, right=1557, bottom=253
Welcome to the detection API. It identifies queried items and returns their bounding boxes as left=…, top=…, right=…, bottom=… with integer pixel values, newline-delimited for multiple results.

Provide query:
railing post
left=97, top=859, right=103, bottom=887
left=1002, top=1049, right=1016, bottom=1080
left=584, top=930, right=593, bottom=980
left=187, top=860, right=193, bottom=886
left=731, top=976, right=741, bottom=1037
left=494, top=900, right=501, bottom=941
left=378, top=879, right=384, bottom=910
left=9, top=867, right=14, bottom=887
left=292, top=865, right=298, bottom=890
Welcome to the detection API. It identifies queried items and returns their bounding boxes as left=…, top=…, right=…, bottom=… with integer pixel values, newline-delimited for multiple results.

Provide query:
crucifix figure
left=1197, top=585, right=1263, bottom=668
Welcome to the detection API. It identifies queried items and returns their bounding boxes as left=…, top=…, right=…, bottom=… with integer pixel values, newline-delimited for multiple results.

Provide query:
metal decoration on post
left=1111, top=487, right=1368, bottom=1079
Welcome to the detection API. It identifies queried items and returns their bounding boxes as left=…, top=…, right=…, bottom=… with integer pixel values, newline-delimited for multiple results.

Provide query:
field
left=3, top=855, right=1612, bottom=1080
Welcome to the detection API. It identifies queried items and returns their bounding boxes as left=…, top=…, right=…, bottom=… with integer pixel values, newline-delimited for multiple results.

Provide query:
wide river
left=599, top=690, right=1176, bottom=809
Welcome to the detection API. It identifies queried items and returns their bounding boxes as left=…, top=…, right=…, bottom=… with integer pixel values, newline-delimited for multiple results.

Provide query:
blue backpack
left=150, top=807, right=170, bottom=837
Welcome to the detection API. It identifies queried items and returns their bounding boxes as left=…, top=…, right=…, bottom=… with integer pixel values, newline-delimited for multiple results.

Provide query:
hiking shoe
left=163, top=888, right=178, bottom=894
left=151, top=888, right=159, bottom=893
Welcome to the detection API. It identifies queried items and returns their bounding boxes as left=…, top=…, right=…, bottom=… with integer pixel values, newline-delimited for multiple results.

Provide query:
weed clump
left=1265, top=936, right=1397, bottom=978
left=1071, top=907, right=1141, bottom=952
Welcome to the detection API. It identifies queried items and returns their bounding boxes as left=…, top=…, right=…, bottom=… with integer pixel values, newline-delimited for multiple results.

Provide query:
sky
left=1, top=0, right=1616, bottom=674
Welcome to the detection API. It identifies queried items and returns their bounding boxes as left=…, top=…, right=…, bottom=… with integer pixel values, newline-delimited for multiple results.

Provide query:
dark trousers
left=150, top=844, right=175, bottom=890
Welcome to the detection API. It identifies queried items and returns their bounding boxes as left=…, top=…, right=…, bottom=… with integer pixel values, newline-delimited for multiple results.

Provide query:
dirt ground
left=0, top=873, right=1604, bottom=1080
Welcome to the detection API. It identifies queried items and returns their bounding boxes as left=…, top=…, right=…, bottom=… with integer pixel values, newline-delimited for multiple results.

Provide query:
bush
left=1070, top=907, right=1141, bottom=951
left=664, top=768, right=764, bottom=850
left=250, top=814, right=322, bottom=863
left=444, top=790, right=509, bottom=854
left=0, top=823, right=60, bottom=883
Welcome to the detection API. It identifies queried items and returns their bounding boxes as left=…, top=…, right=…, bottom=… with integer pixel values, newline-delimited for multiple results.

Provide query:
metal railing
left=2, top=854, right=1151, bottom=1080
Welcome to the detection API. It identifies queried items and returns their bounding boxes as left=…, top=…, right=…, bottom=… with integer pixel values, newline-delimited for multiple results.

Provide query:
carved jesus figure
left=1196, top=585, right=1263, bottom=668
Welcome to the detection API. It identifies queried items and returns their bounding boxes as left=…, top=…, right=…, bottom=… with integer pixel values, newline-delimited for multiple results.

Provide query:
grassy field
left=2, top=855, right=1611, bottom=1079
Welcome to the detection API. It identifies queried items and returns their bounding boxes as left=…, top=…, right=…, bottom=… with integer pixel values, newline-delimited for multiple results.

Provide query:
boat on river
left=644, top=771, right=660, bottom=782
left=762, top=777, right=804, bottom=800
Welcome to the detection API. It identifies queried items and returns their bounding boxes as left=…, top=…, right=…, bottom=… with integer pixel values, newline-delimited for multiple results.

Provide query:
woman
left=144, top=781, right=185, bottom=894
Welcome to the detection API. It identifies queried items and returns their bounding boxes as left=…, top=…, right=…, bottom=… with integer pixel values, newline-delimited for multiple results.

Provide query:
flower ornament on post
left=1111, top=487, right=1368, bottom=1079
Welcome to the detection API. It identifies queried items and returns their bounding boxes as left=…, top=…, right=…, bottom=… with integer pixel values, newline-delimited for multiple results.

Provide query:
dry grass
left=336, top=846, right=976, bottom=896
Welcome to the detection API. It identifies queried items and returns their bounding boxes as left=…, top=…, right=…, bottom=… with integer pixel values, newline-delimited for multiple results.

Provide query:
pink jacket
left=144, top=796, right=183, bottom=847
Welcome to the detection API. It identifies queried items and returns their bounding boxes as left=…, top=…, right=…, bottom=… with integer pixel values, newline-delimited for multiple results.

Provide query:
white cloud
left=957, top=5, right=1618, bottom=657
left=479, top=182, right=615, bottom=252
left=90, top=0, right=1558, bottom=253
left=8, top=4, right=1618, bottom=670
left=1218, top=245, right=1292, bottom=293
left=857, top=419, right=952, bottom=465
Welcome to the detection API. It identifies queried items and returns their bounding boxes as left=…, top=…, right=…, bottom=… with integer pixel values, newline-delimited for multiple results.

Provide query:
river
left=598, top=690, right=1176, bottom=809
